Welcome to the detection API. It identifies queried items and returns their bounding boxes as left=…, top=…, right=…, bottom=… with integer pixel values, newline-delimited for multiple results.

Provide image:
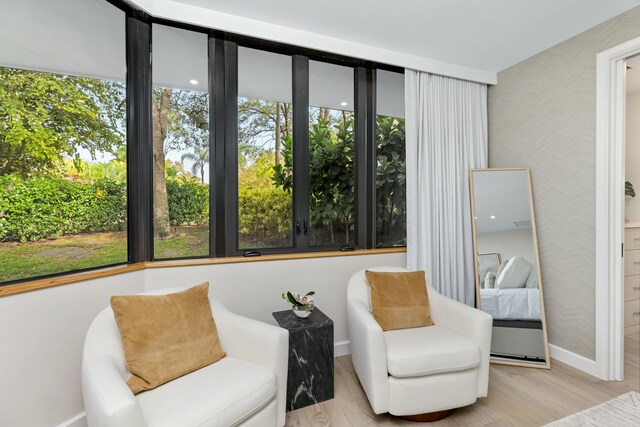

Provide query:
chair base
left=398, top=409, right=453, bottom=422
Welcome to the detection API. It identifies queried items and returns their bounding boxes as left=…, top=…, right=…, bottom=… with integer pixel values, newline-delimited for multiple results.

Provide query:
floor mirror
left=469, top=168, right=550, bottom=369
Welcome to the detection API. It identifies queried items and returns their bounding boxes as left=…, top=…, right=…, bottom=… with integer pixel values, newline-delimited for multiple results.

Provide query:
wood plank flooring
left=285, top=332, right=639, bottom=426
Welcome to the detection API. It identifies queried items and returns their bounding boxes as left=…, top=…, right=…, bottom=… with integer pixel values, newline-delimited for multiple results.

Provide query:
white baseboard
left=335, top=340, right=351, bottom=357
left=549, top=344, right=603, bottom=379
left=57, top=412, right=87, bottom=427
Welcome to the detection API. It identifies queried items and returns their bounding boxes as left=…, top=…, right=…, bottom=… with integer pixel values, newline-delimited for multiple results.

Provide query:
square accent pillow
left=365, top=270, right=434, bottom=331
left=496, top=256, right=531, bottom=289
left=111, top=282, right=225, bottom=394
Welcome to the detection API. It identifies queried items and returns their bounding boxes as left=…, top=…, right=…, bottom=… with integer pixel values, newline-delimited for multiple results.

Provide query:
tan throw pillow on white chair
left=365, top=270, right=434, bottom=331
left=111, top=282, right=225, bottom=394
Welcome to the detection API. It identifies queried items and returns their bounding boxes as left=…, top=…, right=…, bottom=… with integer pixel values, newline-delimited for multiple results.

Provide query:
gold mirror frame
left=469, top=168, right=551, bottom=369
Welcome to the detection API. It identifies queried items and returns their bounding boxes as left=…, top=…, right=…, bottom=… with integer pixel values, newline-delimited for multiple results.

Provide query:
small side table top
left=272, top=308, right=334, bottom=412
left=272, top=307, right=333, bottom=331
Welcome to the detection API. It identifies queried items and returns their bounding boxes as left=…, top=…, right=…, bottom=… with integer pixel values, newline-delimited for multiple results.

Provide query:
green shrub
left=0, top=174, right=296, bottom=245
left=238, top=185, right=291, bottom=248
left=166, top=180, right=209, bottom=226
left=0, top=174, right=126, bottom=242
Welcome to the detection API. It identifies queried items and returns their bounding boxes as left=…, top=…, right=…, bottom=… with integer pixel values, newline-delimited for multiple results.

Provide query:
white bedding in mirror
left=480, top=288, right=541, bottom=320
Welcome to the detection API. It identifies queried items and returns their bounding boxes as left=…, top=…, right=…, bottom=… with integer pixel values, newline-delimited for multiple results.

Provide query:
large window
left=0, top=0, right=127, bottom=283
left=152, top=25, right=210, bottom=259
left=0, top=1, right=407, bottom=286
left=237, top=47, right=293, bottom=250
left=308, top=61, right=356, bottom=248
left=376, top=70, right=406, bottom=247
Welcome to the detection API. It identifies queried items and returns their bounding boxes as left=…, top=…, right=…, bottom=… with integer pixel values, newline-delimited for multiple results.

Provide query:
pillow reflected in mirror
left=484, top=271, right=496, bottom=289
left=496, top=256, right=531, bottom=289
left=525, top=268, right=539, bottom=289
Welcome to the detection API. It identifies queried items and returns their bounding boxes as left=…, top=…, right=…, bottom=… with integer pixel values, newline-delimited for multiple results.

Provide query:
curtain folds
left=405, top=70, right=488, bottom=306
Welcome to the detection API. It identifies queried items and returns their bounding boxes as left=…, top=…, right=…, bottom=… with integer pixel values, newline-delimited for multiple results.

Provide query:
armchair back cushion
left=365, top=270, right=434, bottom=331
left=111, top=282, right=225, bottom=394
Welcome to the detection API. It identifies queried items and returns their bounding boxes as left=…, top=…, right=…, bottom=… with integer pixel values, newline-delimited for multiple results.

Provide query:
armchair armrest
left=428, top=287, right=493, bottom=397
left=347, top=299, right=389, bottom=414
left=213, top=301, right=288, bottom=427
left=82, top=355, right=146, bottom=427
left=82, top=309, right=145, bottom=427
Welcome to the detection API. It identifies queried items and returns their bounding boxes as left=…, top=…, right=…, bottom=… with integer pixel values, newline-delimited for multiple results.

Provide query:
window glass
left=0, top=0, right=127, bottom=283
left=308, top=61, right=355, bottom=247
left=152, top=24, right=209, bottom=259
left=376, top=70, right=406, bottom=247
left=237, top=47, right=293, bottom=250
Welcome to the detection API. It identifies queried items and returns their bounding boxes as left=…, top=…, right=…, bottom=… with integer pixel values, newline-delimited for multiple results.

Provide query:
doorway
left=595, top=36, right=640, bottom=381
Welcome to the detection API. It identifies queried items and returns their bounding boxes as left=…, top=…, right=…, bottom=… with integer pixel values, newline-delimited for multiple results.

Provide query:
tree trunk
left=200, top=163, right=205, bottom=184
left=330, top=221, right=334, bottom=245
left=387, top=199, right=395, bottom=246
left=1, top=140, right=27, bottom=176
left=152, top=88, right=172, bottom=239
left=345, top=217, right=349, bottom=243
left=275, top=102, right=281, bottom=165
left=283, top=104, right=291, bottom=137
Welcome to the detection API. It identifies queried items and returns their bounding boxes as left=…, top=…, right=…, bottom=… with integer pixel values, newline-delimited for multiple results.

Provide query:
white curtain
left=405, top=70, right=488, bottom=306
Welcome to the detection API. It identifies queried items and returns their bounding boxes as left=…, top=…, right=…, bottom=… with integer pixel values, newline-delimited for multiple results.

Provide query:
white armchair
left=347, top=267, right=492, bottom=418
left=81, top=288, right=288, bottom=427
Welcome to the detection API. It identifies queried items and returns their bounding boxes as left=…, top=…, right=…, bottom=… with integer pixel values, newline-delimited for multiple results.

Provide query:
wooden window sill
left=0, top=247, right=406, bottom=297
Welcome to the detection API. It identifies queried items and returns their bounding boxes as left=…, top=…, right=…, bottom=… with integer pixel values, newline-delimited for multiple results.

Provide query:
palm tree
left=181, top=146, right=209, bottom=184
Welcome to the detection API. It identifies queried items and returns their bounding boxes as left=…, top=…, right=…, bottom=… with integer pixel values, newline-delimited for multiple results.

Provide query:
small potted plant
left=625, top=181, right=636, bottom=223
left=282, top=290, right=315, bottom=318
left=626, top=181, right=636, bottom=198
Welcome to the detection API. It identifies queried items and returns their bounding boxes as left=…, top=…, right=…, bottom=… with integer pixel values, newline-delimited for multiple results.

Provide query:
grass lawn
left=0, top=226, right=209, bottom=283
left=154, top=225, right=209, bottom=259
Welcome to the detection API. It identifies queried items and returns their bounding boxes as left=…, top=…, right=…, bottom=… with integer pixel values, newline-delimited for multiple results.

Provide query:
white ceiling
left=0, top=0, right=126, bottom=81
left=472, top=170, right=532, bottom=234
left=153, top=24, right=208, bottom=92
left=628, top=54, right=640, bottom=94
left=0, top=1, right=403, bottom=116
left=174, top=0, right=640, bottom=73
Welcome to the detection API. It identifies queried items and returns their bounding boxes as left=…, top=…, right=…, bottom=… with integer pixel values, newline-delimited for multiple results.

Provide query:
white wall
left=626, top=91, right=640, bottom=224
left=476, top=227, right=536, bottom=265
left=0, top=253, right=404, bottom=427
left=144, top=253, right=407, bottom=347
left=488, top=6, right=640, bottom=359
left=0, top=272, right=144, bottom=427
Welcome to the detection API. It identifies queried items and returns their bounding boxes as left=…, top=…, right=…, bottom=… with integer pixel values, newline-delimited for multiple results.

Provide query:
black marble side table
left=272, top=308, right=334, bottom=412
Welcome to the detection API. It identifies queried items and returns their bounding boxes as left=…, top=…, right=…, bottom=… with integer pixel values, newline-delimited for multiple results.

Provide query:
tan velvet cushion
left=110, top=282, right=225, bottom=394
left=365, top=270, right=434, bottom=331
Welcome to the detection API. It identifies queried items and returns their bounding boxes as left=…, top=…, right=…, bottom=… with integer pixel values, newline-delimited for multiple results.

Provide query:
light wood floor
left=286, top=332, right=639, bottom=426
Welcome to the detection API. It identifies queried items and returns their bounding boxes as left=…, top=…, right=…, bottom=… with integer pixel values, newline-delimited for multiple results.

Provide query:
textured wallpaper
left=488, top=6, right=640, bottom=359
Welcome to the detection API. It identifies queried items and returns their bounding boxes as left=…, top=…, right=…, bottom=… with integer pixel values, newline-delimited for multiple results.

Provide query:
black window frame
left=0, top=0, right=406, bottom=287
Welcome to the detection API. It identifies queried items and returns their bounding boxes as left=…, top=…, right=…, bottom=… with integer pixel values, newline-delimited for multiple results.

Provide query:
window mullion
left=210, top=37, right=226, bottom=258
left=292, top=55, right=310, bottom=252
left=355, top=67, right=376, bottom=249
left=223, top=41, right=239, bottom=257
left=126, top=11, right=153, bottom=263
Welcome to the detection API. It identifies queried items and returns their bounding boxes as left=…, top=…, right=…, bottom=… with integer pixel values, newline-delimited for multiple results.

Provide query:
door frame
left=595, top=36, right=640, bottom=381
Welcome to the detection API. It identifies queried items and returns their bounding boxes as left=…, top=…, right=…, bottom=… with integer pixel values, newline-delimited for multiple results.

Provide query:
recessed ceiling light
left=490, top=215, right=496, bottom=219
left=190, top=79, right=198, bottom=85
left=340, top=101, right=348, bottom=106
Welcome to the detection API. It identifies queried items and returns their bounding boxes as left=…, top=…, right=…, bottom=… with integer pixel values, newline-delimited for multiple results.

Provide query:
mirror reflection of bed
left=470, top=168, right=550, bottom=368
